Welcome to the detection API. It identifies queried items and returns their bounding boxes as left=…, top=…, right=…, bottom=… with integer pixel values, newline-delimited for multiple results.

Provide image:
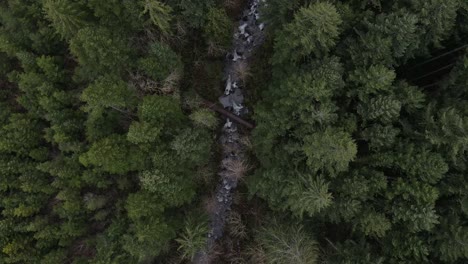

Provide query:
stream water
left=193, top=0, right=267, bottom=263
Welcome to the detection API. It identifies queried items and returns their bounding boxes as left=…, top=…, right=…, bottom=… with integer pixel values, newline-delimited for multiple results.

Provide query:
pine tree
left=272, top=2, right=342, bottom=65
left=142, top=0, right=172, bottom=34
left=173, top=0, right=215, bottom=28
left=366, top=10, right=420, bottom=60
left=302, top=128, right=357, bottom=176
left=361, top=124, right=400, bottom=150
left=70, top=27, right=132, bottom=78
left=288, top=175, right=334, bottom=217
left=354, top=209, right=391, bottom=238
left=349, top=65, right=395, bottom=100
left=79, top=135, right=146, bottom=175
left=138, top=168, right=195, bottom=207
left=358, top=95, right=401, bottom=124
left=137, top=41, right=182, bottom=82
left=388, top=179, right=440, bottom=232
left=408, top=0, right=460, bottom=48
left=123, top=191, right=176, bottom=261
left=384, top=231, right=430, bottom=263
left=324, top=239, right=385, bottom=264
left=434, top=214, right=468, bottom=262
left=260, top=0, right=301, bottom=31
left=175, top=215, right=208, bottom=261
left=81, top=75, right=137, bottom=113
left=42, top=0, right=90, bottom=40
left=170, top=128, right=211, bottom=166
left=255, top=219, right=319, bottom=264
left=424, top=106, right=468, bottom=166
left=0, top=114, right=43, bottom=156
left=203, top=8, right=232, bottom=51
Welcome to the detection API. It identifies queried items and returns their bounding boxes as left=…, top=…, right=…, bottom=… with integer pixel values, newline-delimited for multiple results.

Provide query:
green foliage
left=394, top=81, right=426, bottom=113
left=175, top=215, right=208, bottom=261
left=137, top=41, right=182, bottom=81
left=79, top=135, right=146, bottom=174
left=358, top=96, right=401, bottom=124
left=83, top=193, right=107, bottom=211
left=189, top=109, right=218, bottom=129
left=409, top=0, right=460, bottom=47
left=92, top=217, right=133, bottom=263
left=171, top=128, right=211, bottom=166
left=84, top=109, right=121, bottom=142
left=389, top=179, right=440, bottom=232
left=289, top=175, right=333, bottom=217
left=203, top=8, right=232, bottom=50
left=272, top=2, right=342, bottom=65
left=303, top=129, right=357, bottom=175
left=424, top=106, right=468, bottom=165
left=85, top=0, right=144, bottom=31
left=42, top=0, right=90, bottom=39
left=355, top=210, right=391, bottom=238
left=434, top=215, right=468, bottom=262
left=36, top=55, right=66, bottom=83
left=260, top=0, right=301, bottom=31
left=138, top=168, right=195, bottom=207
left=15, top=51, right=37, bottom=72
left=127, top=121, right=162, bottom=144
left=349, top=65, right=395, bottom=99
left=142, top=0, right=173, bottom=34
left=1, top=0, right=467, bottom=263
left=81, top=75, right=137, bottom=112
left=247, top=168, right=292, bottom=212
left=325, top=240, right=385, bottom=264
left=361, top=124, right=400, bottom=150
left=0, top=0, right=219, bottom=263
left=138, top=95, right=185, bottom=129
left=70, top=27, right=132, bottom=77
left=251, top=2, right=468, bottom=264
left=173, top=0, right=215, bottom=28
left=327, top=168, right=387, bottom=224
left=367, top=10, right=420, bottom=60
left=255, top=220, right=319, bottom=264
left=0, top=114, right=43, bottom=155
left=124, top=191, right=176, bottom=260
left=127, top=95, right=186, bottom=145
left=385, top=231, right=430, bottom=262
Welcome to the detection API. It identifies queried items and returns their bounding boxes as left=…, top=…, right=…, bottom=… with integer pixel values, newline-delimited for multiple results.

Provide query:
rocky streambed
left=193, top=0, right=266, bottom=263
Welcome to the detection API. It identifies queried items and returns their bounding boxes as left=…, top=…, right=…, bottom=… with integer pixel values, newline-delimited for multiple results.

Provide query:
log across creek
left=193, top=0, right=267, bottom=263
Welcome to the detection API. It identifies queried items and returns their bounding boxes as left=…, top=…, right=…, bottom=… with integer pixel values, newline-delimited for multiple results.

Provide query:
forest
left=0, top=0, right=467, bottom=263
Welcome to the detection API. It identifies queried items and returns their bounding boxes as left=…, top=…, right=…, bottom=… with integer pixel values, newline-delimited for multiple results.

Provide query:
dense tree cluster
left=1, top=0, right=467, bottom=263
left=0, top=0, right=235, bottom=262
left=250, top=0, right=468, bottom=263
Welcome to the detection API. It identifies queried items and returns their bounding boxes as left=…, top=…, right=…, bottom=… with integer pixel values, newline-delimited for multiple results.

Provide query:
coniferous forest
left=0, top=0, right=467, bottom=263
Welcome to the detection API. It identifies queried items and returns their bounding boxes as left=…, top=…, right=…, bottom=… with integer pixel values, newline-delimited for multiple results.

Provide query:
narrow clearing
left=194, top=0, right=267, bottom=262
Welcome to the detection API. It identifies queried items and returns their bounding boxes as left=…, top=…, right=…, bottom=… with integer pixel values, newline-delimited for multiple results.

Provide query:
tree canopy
left=0, top=0, right=467, bottom=263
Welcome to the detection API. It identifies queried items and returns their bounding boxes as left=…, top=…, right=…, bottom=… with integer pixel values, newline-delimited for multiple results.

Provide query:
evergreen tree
left=42, top=0, right=90, bottom=40
left=272, top=2, right=342, bottom=65
left=302, top=129, right=357, bottom=176
left=255, top=220, right=319, bottom=264
left=142, top=0, right=173, bottom=34
left=70, top=27, right=132, bottom=78
left=137, top=41, right=182, bottom=82
left=81, top=74, right=137, bottom=113
left=79, top=135, right=146, bottom=175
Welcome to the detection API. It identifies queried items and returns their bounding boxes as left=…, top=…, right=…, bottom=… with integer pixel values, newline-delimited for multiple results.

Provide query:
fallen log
left=202, top=100, right=255, bottom=129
